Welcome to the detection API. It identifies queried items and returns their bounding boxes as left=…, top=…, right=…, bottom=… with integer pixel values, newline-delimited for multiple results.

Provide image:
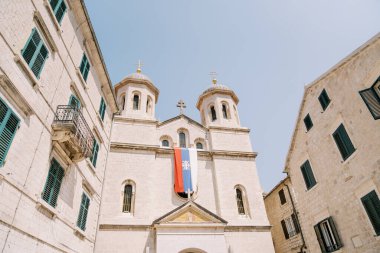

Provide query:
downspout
left=284, top=183, right=306, bottom=253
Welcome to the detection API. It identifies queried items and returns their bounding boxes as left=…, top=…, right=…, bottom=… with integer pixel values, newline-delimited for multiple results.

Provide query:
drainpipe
left=284, top=183, right=307, bottom=253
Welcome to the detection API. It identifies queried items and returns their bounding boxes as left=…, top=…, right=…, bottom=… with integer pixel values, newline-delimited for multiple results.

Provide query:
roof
left=284, top=32, right=380, bottom=173
left=158, top=114, right=206, bottom=130
left=263, top=176, right=290, bottom=199
left=196, top=84, right=239, bottom=109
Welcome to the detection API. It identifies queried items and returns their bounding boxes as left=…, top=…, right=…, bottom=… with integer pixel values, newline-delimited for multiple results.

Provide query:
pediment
left=158, top=114, right=206, bottom=130
left=153, top=201, right=227, bottom=225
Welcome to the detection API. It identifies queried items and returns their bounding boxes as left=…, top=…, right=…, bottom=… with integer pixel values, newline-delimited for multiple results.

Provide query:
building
left=94, top=73, right=275, bottom=253
left=282, top=33, right=380, bottom=252
left=0, top=0, right=118, bottom=252
left=264, top=176, right=306, bottom=253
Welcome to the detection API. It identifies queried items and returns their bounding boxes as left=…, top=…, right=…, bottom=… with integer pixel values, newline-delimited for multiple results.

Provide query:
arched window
left=233, top=105, right=239, bottom=124
left=179, top=132, right=186, bottom=148
left=236, top=188, right=246, bottom=215
left=120, top=94, right=126, bottom=110
left=196, top=142, right=203, bottom=149
left=146, top=96, right=152, bottom=114
left=222, top=103, right=229, bottom=119
left=162, top=140, right=169, bottom=147
left=123, top=184, right=133, bottom=213
left=211, top=106, right=217, bottom=121
left=133, top=94, right=139, bottom=110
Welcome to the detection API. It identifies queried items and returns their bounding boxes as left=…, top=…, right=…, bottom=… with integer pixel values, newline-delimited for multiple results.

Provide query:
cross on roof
left=136, top=60, right=143, bottom=73
left=177, top=99, right=186, bottom=114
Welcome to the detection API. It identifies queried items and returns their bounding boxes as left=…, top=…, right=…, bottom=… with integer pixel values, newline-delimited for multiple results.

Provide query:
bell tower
left=196, top=77, right=240, bottom=128
left=114, top=63, right=159, bottom=120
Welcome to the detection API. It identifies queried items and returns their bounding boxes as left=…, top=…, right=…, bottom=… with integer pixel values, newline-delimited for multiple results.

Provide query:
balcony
left=52, top=105, right=94, bottom=162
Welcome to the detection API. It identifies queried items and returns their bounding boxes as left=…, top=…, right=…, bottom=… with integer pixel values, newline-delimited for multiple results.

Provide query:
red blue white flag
left=174, top=148, right=198, bottom=193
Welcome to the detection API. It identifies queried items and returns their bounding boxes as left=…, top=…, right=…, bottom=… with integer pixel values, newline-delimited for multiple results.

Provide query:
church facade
left=94, top=70, right=275, bottom=253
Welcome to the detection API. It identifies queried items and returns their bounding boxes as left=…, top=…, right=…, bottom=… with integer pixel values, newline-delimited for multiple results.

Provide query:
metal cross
left=177, top=99, right=186, bottom=114
left=136, top=60, right=143, bottom=73
left=209, top=71, right=218, bottom=85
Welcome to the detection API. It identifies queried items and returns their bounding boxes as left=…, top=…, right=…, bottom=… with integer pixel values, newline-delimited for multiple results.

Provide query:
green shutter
left=0, top=99, right=20, bottom=166
left=333, top=124, right=355, bottom=160
left=90, top=140, right=99, bottom=167
left=303, top=114, right=313, bottom=131
left=361, top=190, right=380, bottom=235
left=314, top=224, right=327, bottom=253
left=21, top=29, right=49, bottom=79
left=291, top=213, right=300, bottom=234
left=328, top=217, right=342, bottom=249
left=69, top=95, right=81, bottom=109
left=318, top=89, right=331, bottom=111
left=42, top=159, right=64, bottom=207
left=79, top=54, right=90, bottom=81
left=77, top=193, right=90, bottom=231
left=300, top=160, right=316, bottom=189
left=99, top=98, right=106, bottom=121
left=281, top=219, right=289, bottom=239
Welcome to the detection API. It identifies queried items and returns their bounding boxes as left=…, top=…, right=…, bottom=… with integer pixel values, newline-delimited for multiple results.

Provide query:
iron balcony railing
left=53, top=105, right=94, bottom=159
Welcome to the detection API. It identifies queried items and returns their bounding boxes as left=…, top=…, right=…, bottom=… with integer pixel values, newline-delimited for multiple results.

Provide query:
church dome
left=124, top=72, right=153, bottom=83
left=196, top=81, right=239, bottom=110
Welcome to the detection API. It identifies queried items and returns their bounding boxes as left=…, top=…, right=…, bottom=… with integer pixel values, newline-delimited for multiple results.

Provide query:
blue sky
left=85, top=0, right=380, bottom=192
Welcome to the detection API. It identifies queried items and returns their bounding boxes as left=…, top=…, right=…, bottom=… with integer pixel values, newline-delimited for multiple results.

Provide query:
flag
left=174, top=148, right=198, bottom=193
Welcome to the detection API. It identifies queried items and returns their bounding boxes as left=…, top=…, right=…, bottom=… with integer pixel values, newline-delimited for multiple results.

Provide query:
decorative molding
left=114, top=115, right=158, bottom=125
left=74, top=228, right=86, bottom=239
left=33, top=11, right=58, bottom=52
left=82, top=178, right=95, bottom=196
left=0, top=73, right=35, bottom=116
left=93, top=125, right=104, bottom=143
left=43, top=0, right=62, bottom=33
left=14, top=54, right=40, bottom=88
left=209, top=126, right=250, bottom=133
left=76, top=68, right=88, bottom=90
left=36, top=198, right=58, bottom=219
left=83, top=39, right=94, bottom=66
left=99, top=224, right=151, bottom=231
left=224, top=225, right=272, bottom=232
left=70, top=81, right=86, bottom=108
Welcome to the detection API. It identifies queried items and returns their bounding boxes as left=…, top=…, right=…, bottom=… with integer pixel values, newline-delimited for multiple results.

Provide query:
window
left=90, top=139, right=99, bottom=167
left=318, top=89, right=331, bottom=111
left=333, top=124, right=355, bottom=160
left=0, top=98, right=20, bottom=166
left=359, top=77, right=380, bottom=120
left=279, top=189, right=286, bottom=205
left=79, top=53, right=90, bottom=81
left=179, top=132, right=186, bottom=148
left=77, top=192, right=90, bottom=231
left=314, top=217, right=342, bottom=252
left=49, top=0, right=67, bottom=24
left=69, top=95, right=81, bottom=109
left=222, top=103, right=229, bottom=119
left=236, top=188, right=246, bottom=215
left=196, top=142, right=203, bottom=149
left=210, top=106, right=217, bottom=121
left=162, top=140, right=169, bottom=147
left=146, top=96, right=152, bottom=114
left=42, top=159, right=64, bottom=207
left=120, top=94, right=126, bottom=111
left=281, top=214, right=300, bottom=239
left=99, top=97, right=106, bottom=121
left=133, top=94, right=139, bottom=110
left=300, top=160, right=316, bottom=190
left=361, top=190, right=380, bottom=235
left=303, top=114, right=313, bottom=131
left=22, top=28, right=49, bottom=79
left=122, top=184, right=133, bottom=213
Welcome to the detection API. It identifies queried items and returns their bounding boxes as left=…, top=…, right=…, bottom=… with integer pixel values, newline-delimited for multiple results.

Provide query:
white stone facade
left=283, top=33, right=380, bottom=253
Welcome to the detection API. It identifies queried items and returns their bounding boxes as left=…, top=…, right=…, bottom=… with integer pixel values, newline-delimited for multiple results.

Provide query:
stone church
left=94, top=68, right=275, bottom=253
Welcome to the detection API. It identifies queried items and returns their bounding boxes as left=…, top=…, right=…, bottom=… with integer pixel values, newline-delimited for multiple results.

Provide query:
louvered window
left=361, top=190, right=380, bottom=235
left=21, top=28, right=49, bottom=79
left=300, top=160, right=316, bottom=190
left=333, top=124, right=355, bottom=161
left=279, top=189, right=286, bottom=205
left=49, top=0, right=67, bottom=24
left=314, top=217, right=342, bottom=252
left=99, top=97, right=106, bottom=121
left=359, top=78, right=380, bottom=120
left=236, top=188, right=246, bottom=215
left=42, top=159, right=64, bottom=207
left=304, top=114, right=313, bottom=131
left=281, top=214, right=300, bottom=239
left=122, top=184, right=133, bottom=213
left=77, top=193, right=90, bottom=231
left=69, top=95, right=81, bottom=109
left=79, top=53, right=90, bottom=81
left=0, top=99, right=20, bottom=166
left=318, top=89, right=331, bottom=111
left=90, top=139, right=99, bottom=167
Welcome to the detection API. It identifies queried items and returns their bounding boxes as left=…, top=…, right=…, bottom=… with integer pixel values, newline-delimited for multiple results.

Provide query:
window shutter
left=327, top=217, right=342, bottom=249
left=301, top=160, right=316, bottom=189
left=361, top=190, right=380, bottom=235
left=333, top=124, right=355, bottom=160
left=42, top=159, right=64, bottom=207
left=80, top=54, right=90, bottom=81
left=69, top=95, right=81, bottom=109
left=99, top=98, right=106, bottom=121
left=318, top=89, right=331, bottom=111
left=22, top=29, right=40, bottom=65
left=314, top=224, right=327, bottom=253
left=0, top=99, right=20, bottom=166
left=91, top=140, right=99, bottom=167
left=303, top=114, right=313, bottom=131
left=291, top=213, right=300, bottom=234
left=55, top=0, right=67, bottom=24
left=279, top=189, right=286, bottom=205
left=50, top=0, right=60, bottom=11
left=281, top=219, right=289, bottom=239
left=77, top=193, right=90, bottom=231
left=359, top=88, right=380, bottom=120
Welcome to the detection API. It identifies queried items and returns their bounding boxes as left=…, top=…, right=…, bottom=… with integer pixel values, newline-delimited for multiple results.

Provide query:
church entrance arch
left=178, top=248, right=207, bottom=253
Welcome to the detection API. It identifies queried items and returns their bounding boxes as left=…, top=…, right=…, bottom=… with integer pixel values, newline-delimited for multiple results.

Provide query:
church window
left=120, top=94, right=126, bottom=110
left=146, top=96, right=152, bottom=114
left=233, top=105, right=239, bottom=124
left=79, top=53, right=90, bottom=81
left=314, top=217, right=342, bottom=252
left=222, top=103, right=229, bottom=119
left=123, top=184, right=133, bottom=213
left=179, top=132, right=186, bottom=148
left=162, top=140, right=169, bottom=147
left=236, top=188, right=246, bottom=215
left=99, top=97, right=106, bottom=121
left=22, top=28, right=49, bottom=79
left=49, top=0, right=67, bottom=24
left=196, top=142, right=203, bottom=149
left=77, top=192, right=90, bottom=231
left=210, top=106, right=217, bottom=121
left=133, top=94, right=140, bottom=110
left=42, top=159, right=64, bottom=207
left=361, top=190, right=380, bottom=235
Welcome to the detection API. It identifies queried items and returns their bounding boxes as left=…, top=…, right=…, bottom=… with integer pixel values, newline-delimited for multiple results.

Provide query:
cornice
left=114, top=78, right=160, bottom=102
left=209, top=126, right=250, bottom=133
left=113, top=115, right=158, bottom=125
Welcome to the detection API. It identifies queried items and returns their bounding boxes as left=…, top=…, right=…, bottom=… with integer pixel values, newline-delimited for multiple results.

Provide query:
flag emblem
left=174, top=148, right=198, bottom=194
